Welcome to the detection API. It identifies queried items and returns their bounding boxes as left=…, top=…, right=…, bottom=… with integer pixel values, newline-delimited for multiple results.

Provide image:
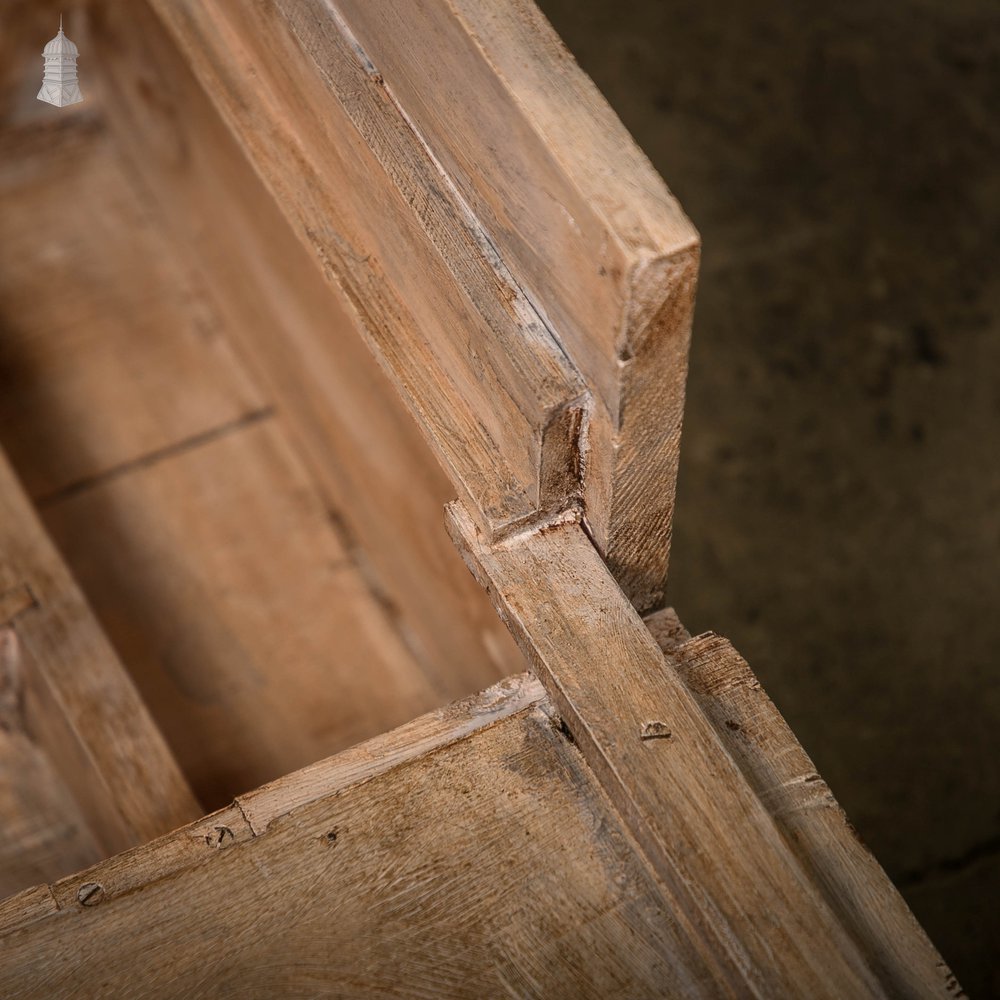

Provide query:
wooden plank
left=0, top=628, right=102, bottom=899
left=0, top=116, right=264, bottom=502
left=0, top=886, right=57, bottom=939
left=0, top=448, right=201, bottom=864
left=40, top=419, right=441, bottom=810
left=447, top=502, right=908, bottom=997
left=329, top=0, right=700, bottom=609
left=0, top=691, right=723, bottom=998
left=237, top=672, right=546, bottom=834
left=1, top=675, right=541, bottom=935
left=645, top=608, right=955, bottom=999
left=149, top=0, right=587, bottom=536
left=86, top=0, right=524, bottom=692
left=45, top=803, right=254, bottom=912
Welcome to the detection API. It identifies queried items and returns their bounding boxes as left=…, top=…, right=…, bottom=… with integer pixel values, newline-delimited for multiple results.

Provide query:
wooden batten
left=646, top=609, right=953, bottom=999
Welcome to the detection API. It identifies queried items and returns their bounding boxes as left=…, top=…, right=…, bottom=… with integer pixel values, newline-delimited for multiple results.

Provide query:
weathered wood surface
left=85, top=0, right=524, bottom=692
left=0, top=117, right=263, bottom=503
left=448, top=503, right=951, bottom=998
left=0, top=676, right=723, bottom=999
left=0, top=449, right=200, bottom=879
left=0, top=629, right=102, bottom=900
left=148, top=0, right=698, bottom=608
left=150, top=0, right=587, bottom=537
left=646, top=608, right=954, bottom=999
left=0, top=4, right=956, bottom=994
left=41, top=420, right=440, bottom=810
left=0, top=95, right=497, bottom=809
left=237, top=673, right=547, bottom=835
left=333, top=0, right=700, bottom=610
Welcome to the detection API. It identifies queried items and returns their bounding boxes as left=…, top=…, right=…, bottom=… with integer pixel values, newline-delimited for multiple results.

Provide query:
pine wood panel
left=0, top=448, right=200, bottom=876
left=149, top=0, right=587, bottom=536
left=0, top=630, right=102, bottom=900
left=85, top=0, right=523, bottom=693
left=0, top=677, right=723, bottom=999
left=0, top=117, right=263, bottom=502
left=40, top=420, right=440, bottom=809
left=308, top=0, right=700, bottom=610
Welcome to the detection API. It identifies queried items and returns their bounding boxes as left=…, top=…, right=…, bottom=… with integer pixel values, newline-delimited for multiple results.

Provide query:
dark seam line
left=33, top=407, right=275, bottom=509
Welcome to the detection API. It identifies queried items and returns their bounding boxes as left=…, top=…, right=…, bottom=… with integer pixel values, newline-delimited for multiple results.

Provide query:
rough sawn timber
left=645, top=608, right=954, bottom=999
left=448, top=503, right=953, bottom=998
left=0, top=675, right=722, bottom=999
left=149, top=0, right=587, bottom=538
left=316, top=0, right=700, bottom=610
left=0, top=448, right=200, bottom=868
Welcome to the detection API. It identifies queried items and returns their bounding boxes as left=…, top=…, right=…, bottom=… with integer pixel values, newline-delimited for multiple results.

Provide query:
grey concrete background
left=536, top=0, right=999, bottom=994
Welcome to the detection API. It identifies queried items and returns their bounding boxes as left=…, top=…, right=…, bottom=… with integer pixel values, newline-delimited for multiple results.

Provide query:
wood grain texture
left=237, top=673, right=547, bottom=835
left=0, top=448, right=200, bottom=872
left=0, top=116, right=264, bottom=502
left=149, top=0, right=587, bottom=536
left=448, top=502, right=907, bottom=998
left=85, top=0, right=524, bottom=693
left=0, top=629, right=102, bottom=900
left=646, top=608, right=955, bottom=999
left=0, top=683, right=722, bottom=998
left=331, top=0, right=700, bottom=608
left=40, top=419, right=440, bottom=810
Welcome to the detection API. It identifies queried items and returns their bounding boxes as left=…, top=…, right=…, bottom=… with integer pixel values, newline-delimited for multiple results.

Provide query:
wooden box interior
left=0, top=2, right=525, bottom=899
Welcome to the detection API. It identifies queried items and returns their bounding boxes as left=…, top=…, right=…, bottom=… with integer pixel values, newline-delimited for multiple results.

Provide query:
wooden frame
left=0, top=1, right=956, bottom=995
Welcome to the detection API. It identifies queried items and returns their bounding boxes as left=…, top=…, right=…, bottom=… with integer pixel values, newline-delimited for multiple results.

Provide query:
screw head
left=77, top=882, right=104, bottom=907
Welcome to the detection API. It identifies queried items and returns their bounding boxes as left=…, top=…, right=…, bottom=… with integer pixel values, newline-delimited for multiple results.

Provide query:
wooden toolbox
left=0, top=1, right=957, bottom=995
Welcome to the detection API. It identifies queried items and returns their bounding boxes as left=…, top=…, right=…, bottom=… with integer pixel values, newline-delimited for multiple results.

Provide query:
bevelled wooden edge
left=445, top=499, right=953, bottom=998
left=646, top=608, right=959, bottom=1000
left=0, top=672, right=547, bottom=939
left=0, top=448, right=201, bottom=857
left=331, top=0, right=700, bottom=607
left=238, top=672, right=546, bottom=834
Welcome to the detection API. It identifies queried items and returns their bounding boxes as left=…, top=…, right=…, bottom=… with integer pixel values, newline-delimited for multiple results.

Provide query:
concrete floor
left=537, top=1, right=1000, bottom=994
